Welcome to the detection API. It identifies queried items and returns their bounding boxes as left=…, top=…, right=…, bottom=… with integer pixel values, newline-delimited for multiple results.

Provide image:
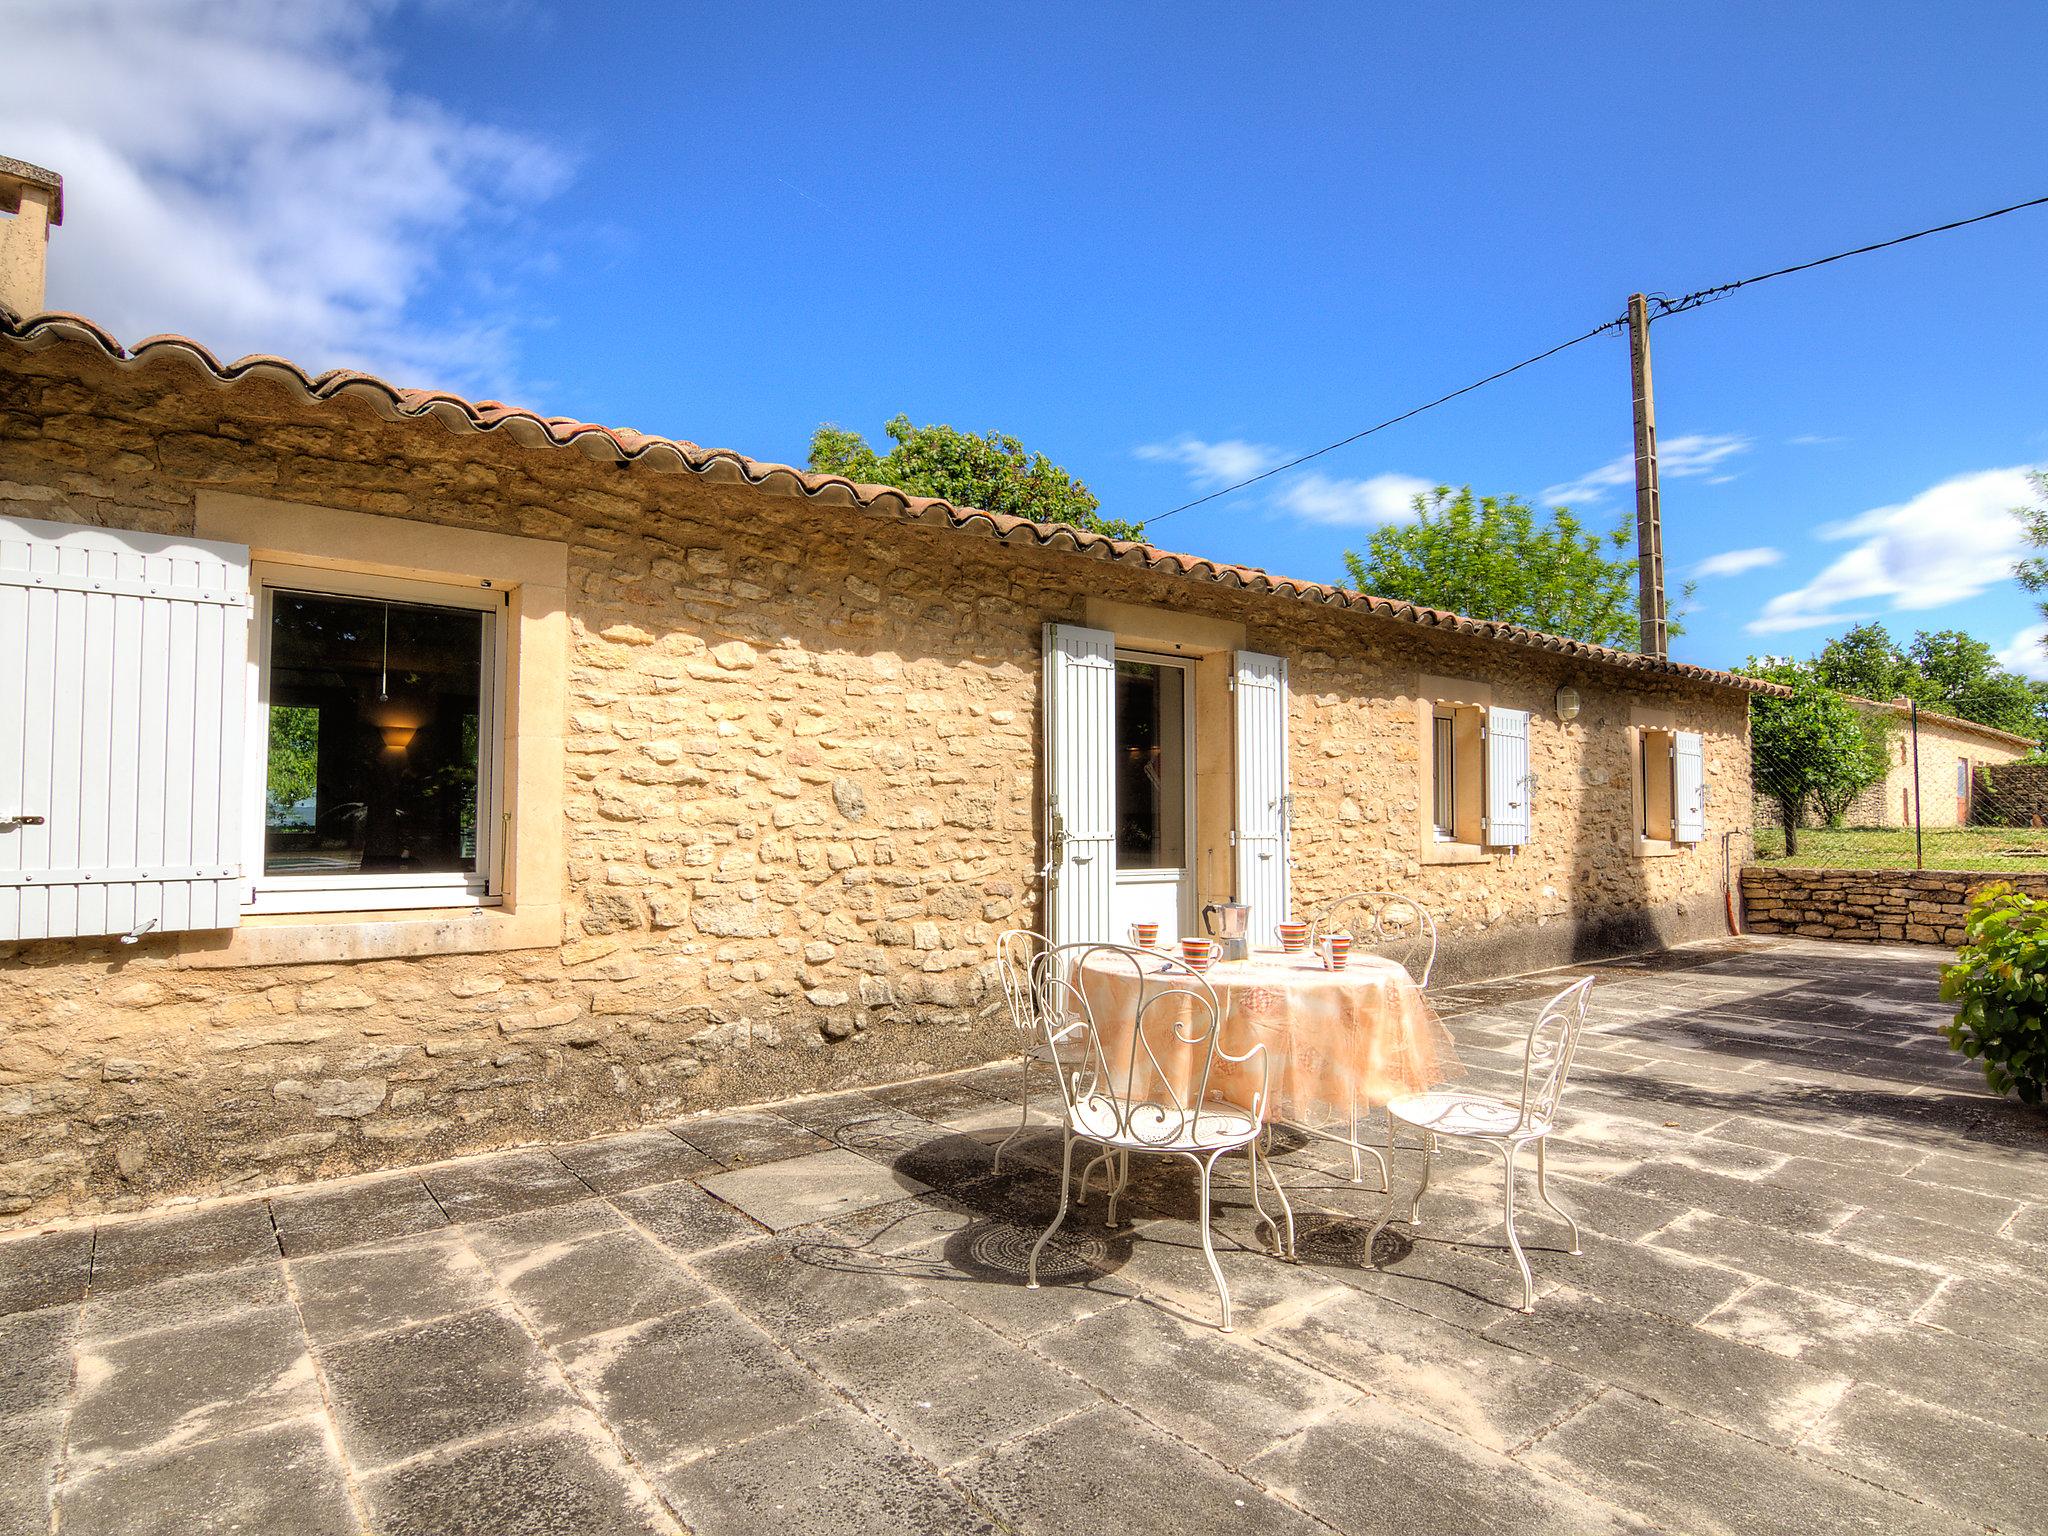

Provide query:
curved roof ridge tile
left=0, top=305, right=1777, bottom=694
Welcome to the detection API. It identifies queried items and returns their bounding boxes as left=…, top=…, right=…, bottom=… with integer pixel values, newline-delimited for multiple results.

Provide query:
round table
left=1074, top=948, right=1458, bottom=1129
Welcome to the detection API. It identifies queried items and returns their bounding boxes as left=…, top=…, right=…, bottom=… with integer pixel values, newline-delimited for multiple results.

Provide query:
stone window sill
left=1421, top=841, right=1492, bottom=867
left=1633, top=838, right=1698, bottom=859
left=173, top=903, right=561, bottom=969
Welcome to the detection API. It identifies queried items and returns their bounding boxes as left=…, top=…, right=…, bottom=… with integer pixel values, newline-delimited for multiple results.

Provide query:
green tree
left=808, top=416, right=1143, bottom=541
left=265, top=706, right=319, bottom=817
left=1907, top=630, right=2043, bottom=738
left=1341, top=485, right=1686, bottom=649
left=1810, top=620, right=2046, bottom=741
left=1814, top=622, right=1916, bottom=701
left=1741, top=660, right=1890, bottom=854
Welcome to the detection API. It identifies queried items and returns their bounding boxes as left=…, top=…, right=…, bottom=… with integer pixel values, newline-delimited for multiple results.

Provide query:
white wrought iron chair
left=1026, top=942, right=1292, bottom=1331
left=991, top=928, right=1058, bottom=1174
left=1307, top=890, right=1439, bottom=1184
left=1365, top=975, right=1595, bottom=1313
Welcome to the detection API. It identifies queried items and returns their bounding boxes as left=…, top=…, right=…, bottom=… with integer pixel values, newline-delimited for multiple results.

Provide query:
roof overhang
left=0, top=306, right=1779, bottom=697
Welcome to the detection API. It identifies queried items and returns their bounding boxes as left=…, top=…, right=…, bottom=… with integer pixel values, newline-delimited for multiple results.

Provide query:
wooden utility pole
left=1626, top=293, right=1668, bottom=659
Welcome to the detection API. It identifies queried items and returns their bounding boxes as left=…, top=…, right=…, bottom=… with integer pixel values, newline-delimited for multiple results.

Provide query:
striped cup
left=1129, top=922, right=1160, bottom=949
left=1276, top=920, right=1310, bottom=954
left=1178, top=937, right=1216, bottom=972
left=1317, top=934, right=1353, bottom=971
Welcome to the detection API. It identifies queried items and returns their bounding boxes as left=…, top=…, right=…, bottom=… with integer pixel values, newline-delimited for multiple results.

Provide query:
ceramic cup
left=1318, top=934, right=1353, bottom=971
left=1129, top=922, right=1160, bottom=949
left=1178, top=936, right=1215, bottom=972
left=1276, top=920, right=1310, bottom=954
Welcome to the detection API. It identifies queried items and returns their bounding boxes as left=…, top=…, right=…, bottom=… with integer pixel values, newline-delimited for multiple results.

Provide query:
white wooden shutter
left=1484, top=705, right=1532, bottom=848
left=1233, top=650, right=1291, bottom=949
left=1043, top=623, right=1116, bottom=948
left=0, top=514, right=250, bottom=941
left=1674, top=729, right=1707, bottom=843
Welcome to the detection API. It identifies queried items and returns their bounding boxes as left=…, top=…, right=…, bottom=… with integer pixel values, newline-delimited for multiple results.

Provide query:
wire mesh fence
left=1749, top=706, right=2048, bottom=873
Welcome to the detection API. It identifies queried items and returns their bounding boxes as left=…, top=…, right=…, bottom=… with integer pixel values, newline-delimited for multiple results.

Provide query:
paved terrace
left=0, top=938, right=2043, bottom=1536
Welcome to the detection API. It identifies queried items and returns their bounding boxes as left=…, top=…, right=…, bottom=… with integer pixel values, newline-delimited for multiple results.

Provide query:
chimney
left=0, top=157, right=63, bottom=317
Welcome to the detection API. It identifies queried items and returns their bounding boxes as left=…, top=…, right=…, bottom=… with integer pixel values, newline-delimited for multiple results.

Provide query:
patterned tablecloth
left=1075, top=949, right=1460, bottom=1129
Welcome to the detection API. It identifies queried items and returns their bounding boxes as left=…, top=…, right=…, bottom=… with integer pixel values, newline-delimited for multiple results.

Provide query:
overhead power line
left=1648, top=192, right=2048, bottom=317
left=1146, top=192, right=2048, bottom=525
left=1145, top=318, right=1625, bottom=526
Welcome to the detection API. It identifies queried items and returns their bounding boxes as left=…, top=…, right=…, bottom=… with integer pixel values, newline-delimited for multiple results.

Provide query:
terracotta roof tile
left=0, top=306, right=1776, bottom=695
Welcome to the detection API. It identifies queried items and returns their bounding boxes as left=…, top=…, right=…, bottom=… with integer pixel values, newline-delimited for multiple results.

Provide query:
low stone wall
left=1739, top=866, right=2048, bottom=945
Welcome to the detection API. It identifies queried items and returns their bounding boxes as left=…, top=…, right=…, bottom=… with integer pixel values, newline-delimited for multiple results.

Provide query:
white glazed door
left=1042, top=623, right=1116, bottom=949
left=1233, top=650, right=1291, bottom=950
left=1108, top=652, right=1195, bottom=944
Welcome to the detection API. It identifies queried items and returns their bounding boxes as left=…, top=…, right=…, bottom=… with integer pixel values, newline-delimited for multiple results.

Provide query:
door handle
left=1, top=814, right=42, bottom=827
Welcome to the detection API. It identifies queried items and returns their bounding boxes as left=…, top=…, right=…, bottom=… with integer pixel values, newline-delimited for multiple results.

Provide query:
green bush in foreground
left=1941, top=882, right=2048, bottom=1104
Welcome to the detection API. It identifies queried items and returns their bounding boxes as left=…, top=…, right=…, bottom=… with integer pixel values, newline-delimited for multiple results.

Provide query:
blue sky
left=9, top=2, right=2048, bottom=676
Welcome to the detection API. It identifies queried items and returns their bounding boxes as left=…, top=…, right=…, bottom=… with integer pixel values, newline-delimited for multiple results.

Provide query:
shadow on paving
left=6, top=937, right=2048, bottom=1536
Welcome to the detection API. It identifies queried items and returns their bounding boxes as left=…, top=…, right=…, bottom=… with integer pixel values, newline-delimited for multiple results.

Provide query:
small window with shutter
left=1417, top=684, right=1534, bottom=858
left=1635, top=725, right=1705, bottom=849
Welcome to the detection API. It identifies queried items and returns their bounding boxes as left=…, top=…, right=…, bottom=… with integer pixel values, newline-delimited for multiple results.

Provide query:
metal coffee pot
left=1201, top=901, right=1251, bottom=963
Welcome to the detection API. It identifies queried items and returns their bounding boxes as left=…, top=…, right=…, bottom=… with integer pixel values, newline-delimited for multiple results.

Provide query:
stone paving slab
left=698, top=1146, right=929, bottom=1231
left=0, top=937, right=2044, bottom=1533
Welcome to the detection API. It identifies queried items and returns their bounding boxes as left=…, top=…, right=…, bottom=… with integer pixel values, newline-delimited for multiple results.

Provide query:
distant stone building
left=1841, top=699, right=2035, bottom=829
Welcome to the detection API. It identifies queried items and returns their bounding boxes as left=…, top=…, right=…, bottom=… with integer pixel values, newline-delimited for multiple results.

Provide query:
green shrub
left=1941, top=882, right=2048, bottom=1104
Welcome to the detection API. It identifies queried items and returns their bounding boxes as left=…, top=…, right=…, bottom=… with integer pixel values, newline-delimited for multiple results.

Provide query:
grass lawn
left=1751, top=823, right=2048, bottom=872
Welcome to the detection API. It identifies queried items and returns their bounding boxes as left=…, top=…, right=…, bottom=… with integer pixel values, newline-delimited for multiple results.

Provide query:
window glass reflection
left=263, top=591, right=484, bottom=878
left=1115, top=660, right=1188, bottom=870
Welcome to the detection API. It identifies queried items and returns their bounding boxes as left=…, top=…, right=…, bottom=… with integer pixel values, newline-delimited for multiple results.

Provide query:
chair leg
left=1348, top=1089, right=1364, bottom=1183
left=1533, top=1138, right=1581, bottom=1257
left=1262, top=1140, right=1296, bottom=1260
left=1500, top=1141, right=1534, bottom=1313
left=1195, top=1150, right=1233, bottom=1332
left=1027, top=1133, right=1077, bottom=1289
left=1247, top=1138, right=1279, bottom=1255
left=991, top=1054, right=1034, bottom=1174
left=1410, top=1131, right=1436, bottom=1225
left=1076, top=1149, right=1110, bottom=1207
left=1105, top=1149, right=1132, bottom=1229
left=1363, top=1116, right=1404, bottom=1270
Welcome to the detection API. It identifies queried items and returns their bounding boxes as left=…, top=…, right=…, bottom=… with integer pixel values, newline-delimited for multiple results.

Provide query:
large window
left=249, top=567, right=503, bottom=913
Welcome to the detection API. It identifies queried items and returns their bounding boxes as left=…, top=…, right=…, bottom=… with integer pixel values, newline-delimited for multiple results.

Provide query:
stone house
left=1840, top=698, right=2035, bottom=829
left=0, top=160, right=1763, bottom=1224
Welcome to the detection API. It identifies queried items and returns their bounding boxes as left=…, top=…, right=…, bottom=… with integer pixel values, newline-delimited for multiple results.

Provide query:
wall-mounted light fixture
left=379, top=724, right=417, bottom=753
left=1555, top=686, right=1581, bottom=723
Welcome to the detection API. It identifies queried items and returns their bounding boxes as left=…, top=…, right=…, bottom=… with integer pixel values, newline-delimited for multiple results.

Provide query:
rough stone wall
left=1739, top=866, right=2046, bottom=946
left=0, top=347, right=1748, bottom=1225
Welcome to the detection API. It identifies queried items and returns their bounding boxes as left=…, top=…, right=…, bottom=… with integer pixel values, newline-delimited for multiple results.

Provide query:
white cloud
left=1541, top=432, right=1752, bottom=506
left=1694, top=546, right=1781, bottom=579
left=1998, top=622, right=2048, bottom=682
left=0, top=0, right=565, bottom=394
left=1789, top=434, right=1848, bottom=447
left=1272, top=471, right=1434, bottom=526
left=1134, top=436, right=1287, bottom=487
left=1747, top=465, right=2040, bottom=635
